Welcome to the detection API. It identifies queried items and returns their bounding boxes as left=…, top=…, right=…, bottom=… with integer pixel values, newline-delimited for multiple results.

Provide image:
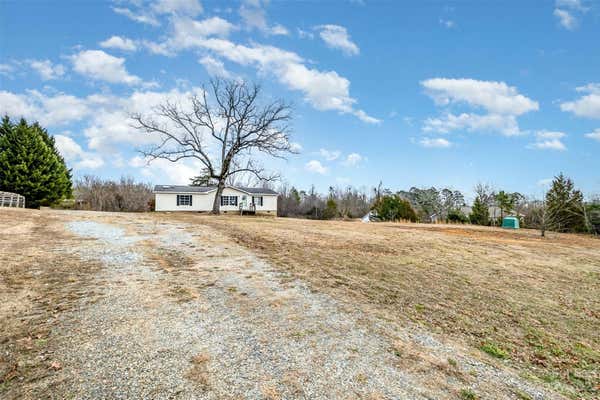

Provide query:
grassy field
left=0, top=209, right=103, bottom=396
left=1, top=209, right=598, bottom=399
left=190, top=214, right=600, bottom=399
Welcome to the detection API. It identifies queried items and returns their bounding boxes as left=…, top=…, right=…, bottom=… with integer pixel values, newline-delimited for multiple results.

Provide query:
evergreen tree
left=33, top=121, right=73, bottom=199
left=469, top=195, right=489, bottom=225
left=495, top=190, right=515, bottom=219
left=289, top=187, right=301, bottom=205
left=545, top=173, right=586, bottom=233
left=372, top=194, right=417, bottom=222
left=0, top=116, right=73, bottom=208
left=323, top=198, right=338, bottom=220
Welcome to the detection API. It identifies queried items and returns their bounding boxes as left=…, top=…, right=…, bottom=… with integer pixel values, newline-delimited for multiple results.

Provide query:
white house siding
left=154, top=187, right=277, bottom=214
left=154, top=192, right=214, bottom=212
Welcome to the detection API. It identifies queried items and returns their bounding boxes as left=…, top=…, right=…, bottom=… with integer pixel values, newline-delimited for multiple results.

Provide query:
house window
left=177, top=194, right=192, bottom=206
left=252, top=196, right=263, bottom=206
left=220, top=195, right=238, bottom=206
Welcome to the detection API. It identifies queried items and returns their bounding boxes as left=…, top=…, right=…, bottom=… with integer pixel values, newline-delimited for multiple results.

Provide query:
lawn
left=190, top=214, right=600, bottom=399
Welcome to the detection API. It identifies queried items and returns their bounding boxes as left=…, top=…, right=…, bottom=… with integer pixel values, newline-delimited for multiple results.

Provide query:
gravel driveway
left=45, top=211, right=563, bottom=399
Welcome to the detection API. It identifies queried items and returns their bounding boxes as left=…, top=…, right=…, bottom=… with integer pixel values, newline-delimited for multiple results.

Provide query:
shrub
left=459, top=389, right=478, bottom=400
left=469, top=196, right=489, bottom=225
left=74, top=175, right=153, bottom=212
left=322, top=198, right=338, bottom=220
left=480, top=342, right=508, bottom=359
left=447, top=210, right=469, bottom=223
left=372, top=194, right=417, bottom=222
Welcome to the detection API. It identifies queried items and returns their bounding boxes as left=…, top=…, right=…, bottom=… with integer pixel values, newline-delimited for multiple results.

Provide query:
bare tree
left=132, top=78, right=293, bottom=213
left=74, top=175, right=153, bottom=212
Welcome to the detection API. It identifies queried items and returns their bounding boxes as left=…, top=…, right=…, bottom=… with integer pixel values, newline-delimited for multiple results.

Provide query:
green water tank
left=502, top=216, right=520, bottom=229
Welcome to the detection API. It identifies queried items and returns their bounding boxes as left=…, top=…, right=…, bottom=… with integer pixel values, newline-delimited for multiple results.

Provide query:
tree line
left=1, top=113, right=597, bottom=235
left=277, top=176, right=600, bottom=235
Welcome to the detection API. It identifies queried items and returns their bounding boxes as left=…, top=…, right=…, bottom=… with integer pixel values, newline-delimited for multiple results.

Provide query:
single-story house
left=153, top=185, right=278, bottom=214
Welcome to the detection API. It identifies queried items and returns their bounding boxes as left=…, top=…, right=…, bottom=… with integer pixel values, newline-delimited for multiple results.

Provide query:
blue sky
left=1, top=0, right=599, bottom=200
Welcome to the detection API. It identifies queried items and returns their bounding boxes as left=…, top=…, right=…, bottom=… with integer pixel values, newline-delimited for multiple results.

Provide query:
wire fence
left=0, top=191, right=26, bottom=208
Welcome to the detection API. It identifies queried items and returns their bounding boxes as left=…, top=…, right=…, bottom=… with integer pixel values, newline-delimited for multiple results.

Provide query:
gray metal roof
left=236, top=186, right=278, bottom=195
left=154, top=185, right=216, bottom=193
left=153, top=185, right=277, bottom=195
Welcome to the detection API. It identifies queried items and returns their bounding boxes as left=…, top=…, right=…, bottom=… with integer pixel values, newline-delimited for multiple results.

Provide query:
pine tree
left=545, top=173, right=586, bottom=233
left=33, top=121, right=73, bottom=199
left=0, top=116, right=73, bottom=208
left=469, top=195, right=489, bottom=225
left=495, top=190, right=515, bottom=220
left=323, top=198, right=338, bottom=220
left=372, top=194, right=418, bottom=222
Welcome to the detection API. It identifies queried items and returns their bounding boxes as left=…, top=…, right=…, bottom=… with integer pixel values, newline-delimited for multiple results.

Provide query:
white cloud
left=537, top=178, right=553, bottom=186
left=554, top=8, right=577, bottom=30
left=128, top=155, right=148, bottom=168
left=556, top=0, right=587, bottom=11
left=342, top=152, right=363, bottom=166
left=554, top=0, right=589, bottom=30
left=422, top=78, right=538, bottom=115
left=560, top=84, right=600, bottom=118
left=270, top=24, right=289, bottom=36
left=530, top=139, right=567, bottom=151
left=423, top=113, right=521, bottom=136
left=315, top=25, right=359, bottom=56
left=70, top=49, right=142, bottom=85
left=439, top=19, right=455, bottom=28
left=584, top=128, right=600, bottom=141
left=297, top=28, right=314, bottom=39
left=576, top=83, right=600, bottom=94
left=142, top=40, right=174, bottom=56
left=111, top=0, right=202, bottom=27
left=199, top=55, right=232, bottom=78
left=421, top=78, right=538, bottom=136
left=82, top=86, right=207, bottom=153
left=289, top=142, right=303, bottom=152
left=152, top=0, right=203, bottom=16
left=0, top=63, right=14, bottom=74
left=0, top=91, right=40, bottom=121
left=112, top=7, right=161, bottom=27
left=305, top=160, right=328, bottom=175
left=100, top=36, right=138, bottom=51
left=529, top=130, right=567, bottom=151
left=29, top=60, right=66, bottom=80
left=171, top=16, right=236, bottom=48
left=536, top=130, right=566, bottom=139
left=0, top=90, right=90, bottom=126
left=419, top=137, right=452, bottom=148
left=319, top=148, right=341, bottom=161
left=175, top=35, right=378, bottom=123
left=352, top=109, right=381, bottom=124
left=109, top=12, right=376, bottom=123
left=55, top=134, right=104, bottom=169
left=239, top=0, right=289, bottom=36
left=130, top=156, right=202, bottom=184
left=1, top=84, right=209, bottom=155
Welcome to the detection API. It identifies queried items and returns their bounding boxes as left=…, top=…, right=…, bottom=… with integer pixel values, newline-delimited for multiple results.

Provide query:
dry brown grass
left=0, top=208, right=102, bottom=398
left=188, top=214, right=600, bottom=399
left=186, top=352, right=211, bottom=390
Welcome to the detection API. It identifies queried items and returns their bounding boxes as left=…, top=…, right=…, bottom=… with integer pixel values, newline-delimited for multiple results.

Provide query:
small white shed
left=153, top=185, right=278, bottom=214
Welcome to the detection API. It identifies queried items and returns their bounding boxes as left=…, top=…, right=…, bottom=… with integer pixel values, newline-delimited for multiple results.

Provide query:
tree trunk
left=211, top=179, right=226, bottom=214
